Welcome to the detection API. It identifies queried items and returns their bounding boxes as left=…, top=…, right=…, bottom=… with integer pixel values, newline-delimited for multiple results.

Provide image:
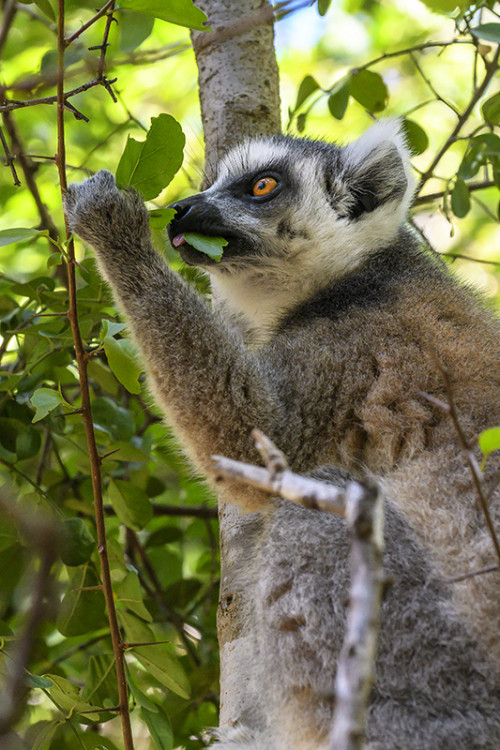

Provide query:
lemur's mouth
left=172, top=234, right=186, bottom=248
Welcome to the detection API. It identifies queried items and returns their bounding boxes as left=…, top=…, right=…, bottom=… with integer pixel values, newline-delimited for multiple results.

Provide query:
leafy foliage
left=0, top=0, right=499, bottom=748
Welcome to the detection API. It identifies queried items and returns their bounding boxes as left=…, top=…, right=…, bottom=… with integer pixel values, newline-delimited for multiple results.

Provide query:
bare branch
left=0, top=124, right=20, bottom=185
left=0, top=491, right=60, bottom=736
left=65, top=0, right=116, bottom=46
left=418, top=47, right=500, bottom=193
left=420, top=366, right=500, bottom=565
left=55, top=2, right=134, bottom=748
left=0, top=76, right=117, bottom=116
left=214, top=431, right=384, bottom=750
left=414, top=180, right=497, bottom=205
left=330, top=482, right=384, bottom=750
left=214, top=453, right=347, bottom=515
left=1, top=112, right=59, bottom=246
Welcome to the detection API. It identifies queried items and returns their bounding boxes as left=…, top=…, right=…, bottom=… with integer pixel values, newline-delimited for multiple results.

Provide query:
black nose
left=169, top=201, right=192, bottom=221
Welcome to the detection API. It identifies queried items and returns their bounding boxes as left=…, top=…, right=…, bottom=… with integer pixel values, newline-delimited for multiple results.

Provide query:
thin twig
left=65, top=0, right=116, bottom=46
left=0, top=76, right=117, bottom=115
left=420, top=368, right=500, bottom=565
left=410, top=51, right=460, bottom=116
left=55, top=3, right=135, bottom=748
left=0, top=0, right=16, bottom=56
left=1, top=112, right=59, bottom=247
left=439, top=253, right=500, bottom=266
left=444, top=564, right=500, bottom=584
left=126, top=529, right=201, bottom=666
left=418, top=47, right=500, bottom=193
left=0, top=492, right=60, bottom=736
left=415, top=180, right=496, bottom=205
left=0, top=124, right=20, bottom=185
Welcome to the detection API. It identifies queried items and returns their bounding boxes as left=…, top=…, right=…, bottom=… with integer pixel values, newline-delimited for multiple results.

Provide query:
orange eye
left=252, top=176, right=278, bottom=197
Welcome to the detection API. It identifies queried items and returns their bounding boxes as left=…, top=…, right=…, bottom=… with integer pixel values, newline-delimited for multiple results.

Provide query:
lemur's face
left=167, top=139, right=315, bottom=269
left=167, top=123, right=413, bottom=281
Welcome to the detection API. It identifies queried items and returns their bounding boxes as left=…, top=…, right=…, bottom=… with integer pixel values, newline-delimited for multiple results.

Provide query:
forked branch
left=214, top=429, right=385, bottom=750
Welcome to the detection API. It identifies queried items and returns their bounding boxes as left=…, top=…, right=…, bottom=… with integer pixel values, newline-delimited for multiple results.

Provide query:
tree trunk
left=191, top=0, right=281, bottom=731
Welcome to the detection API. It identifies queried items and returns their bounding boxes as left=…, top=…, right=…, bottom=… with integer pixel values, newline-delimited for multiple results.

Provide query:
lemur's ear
left=342, top=120, right=414, bottom=220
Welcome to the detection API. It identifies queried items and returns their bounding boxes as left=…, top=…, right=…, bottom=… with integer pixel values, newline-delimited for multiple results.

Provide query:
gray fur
left=64, top=121, right=500, bottom=750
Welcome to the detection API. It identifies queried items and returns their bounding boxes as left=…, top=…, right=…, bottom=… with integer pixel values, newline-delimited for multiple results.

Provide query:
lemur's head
left=168, top=120, right=413, bottom=280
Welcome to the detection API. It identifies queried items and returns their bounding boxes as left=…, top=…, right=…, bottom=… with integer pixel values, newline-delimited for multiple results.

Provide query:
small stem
left=414, top=179, right=496, bottom=204
left=0, top=124, right=20, bottom=185
left=0, top=77, right=118, bottom=115
left=409, top=52, right=460, bottom=116
left=65, top=0, right=116, bottom=46
left=55, top=3, right=135, bottom=748
left=418, top=47, right=500, bottom=193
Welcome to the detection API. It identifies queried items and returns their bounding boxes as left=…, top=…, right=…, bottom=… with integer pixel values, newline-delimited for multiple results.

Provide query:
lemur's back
left=64, top=119, right=500, bottom=750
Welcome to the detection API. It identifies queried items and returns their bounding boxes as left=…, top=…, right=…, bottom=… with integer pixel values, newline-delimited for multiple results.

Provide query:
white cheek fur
left=206, top=121, right=414, bottom=345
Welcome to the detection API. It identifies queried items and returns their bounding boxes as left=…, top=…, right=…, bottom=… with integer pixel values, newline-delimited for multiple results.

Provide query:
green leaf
left=294, top=75, right=319, bottom=111
left=25, top=673, right=54, bottom=689
left=327, top=78, right=350, bottom=120
left=318, top=0, right=333, bottom=15
left=92, top=397, right=135, bottom=441
left=31, top=387, right=69, bottom=423
left=0, top=514, right=18, bottom=552
left=470, top=23, right=500, bottom=44
left=119, top=0, right=210, bottom=32
left=451, top=177, right=470, bottom=218
left=118, top=609, right=155, bottom=643
left=34, top=0, right=55, bottom=21
left=120, top=10, right=155, bottom=52
left=60, top=518, right=95, bottom=567
left=108, top=478, right=153, bottom=531
left=149, top=208, right=176, bottom=229
left=16, top=427, right=41, bottom=460
left=419, top=0, right=468, bottom=12
left=141, top=705, right=174, bottom=750
left=134, top=644, right=191, bottom=698
left=182, top=233, right=228, bottom=262
left=104, top=441, right=151, bottom=463
left=116, top=114, right=185, bottom=200
left=479, top=426, right=500, bottom=456
left=115, top=570, right=153, bottom=621
left=28, top=720, right=62, bottom=750
left=82, top=654, right=119, bottom=710
left=103, top=336, right=142, bottom=394
left=127, top=668, right=159, bottom=712
left=45, top=673, right=102, bottom=716
left=0, top=228, right=47, bottom=246
left=296, top=112, right=307, bottom=133
left=350, top=69, right=388, bottom=112
left=402, top=119, right=429, bottom=155
left=482, top=92, right=500, bottom=126
left=56, top=564, right=106, bottom=637
left=100, top=320, right=127, bottom=341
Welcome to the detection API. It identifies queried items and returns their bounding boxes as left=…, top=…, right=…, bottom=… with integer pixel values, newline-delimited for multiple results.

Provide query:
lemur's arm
left=64, top=171, right=286, bottom=503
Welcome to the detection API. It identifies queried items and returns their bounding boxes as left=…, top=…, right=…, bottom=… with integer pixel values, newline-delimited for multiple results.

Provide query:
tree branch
left=417, top=47, right=500, bottom=193
left=214, top=430, right=384, bottom=750
left=0, top=491, right=60, bottom=737
left=329, top=481, right=384, bottom=750
left=419, top=365, right=500, bottom=565
left=55, top=3, right=134, bottom=748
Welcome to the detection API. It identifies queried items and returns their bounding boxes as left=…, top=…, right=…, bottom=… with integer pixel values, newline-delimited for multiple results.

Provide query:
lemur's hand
left=64, top=170, right=150, bottom=255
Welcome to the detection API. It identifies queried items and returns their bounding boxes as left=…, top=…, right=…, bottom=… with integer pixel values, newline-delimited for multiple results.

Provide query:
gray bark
left=192, top=0, right=281, bottom=182
left=191, top=0, right=281, bottom=731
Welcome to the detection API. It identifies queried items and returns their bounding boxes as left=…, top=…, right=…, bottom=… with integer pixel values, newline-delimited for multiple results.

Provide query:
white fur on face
left=204, top=121, right=414, bottom=345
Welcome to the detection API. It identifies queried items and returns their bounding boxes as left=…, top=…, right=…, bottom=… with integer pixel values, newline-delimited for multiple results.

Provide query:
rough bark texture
left=191, top=0, right=281, bottom=731
left=192, top=0, right=281, bottom=183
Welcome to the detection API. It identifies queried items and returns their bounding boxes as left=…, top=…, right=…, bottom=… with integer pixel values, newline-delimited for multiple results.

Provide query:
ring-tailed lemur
left=64, top=120, right=500, bottom=750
